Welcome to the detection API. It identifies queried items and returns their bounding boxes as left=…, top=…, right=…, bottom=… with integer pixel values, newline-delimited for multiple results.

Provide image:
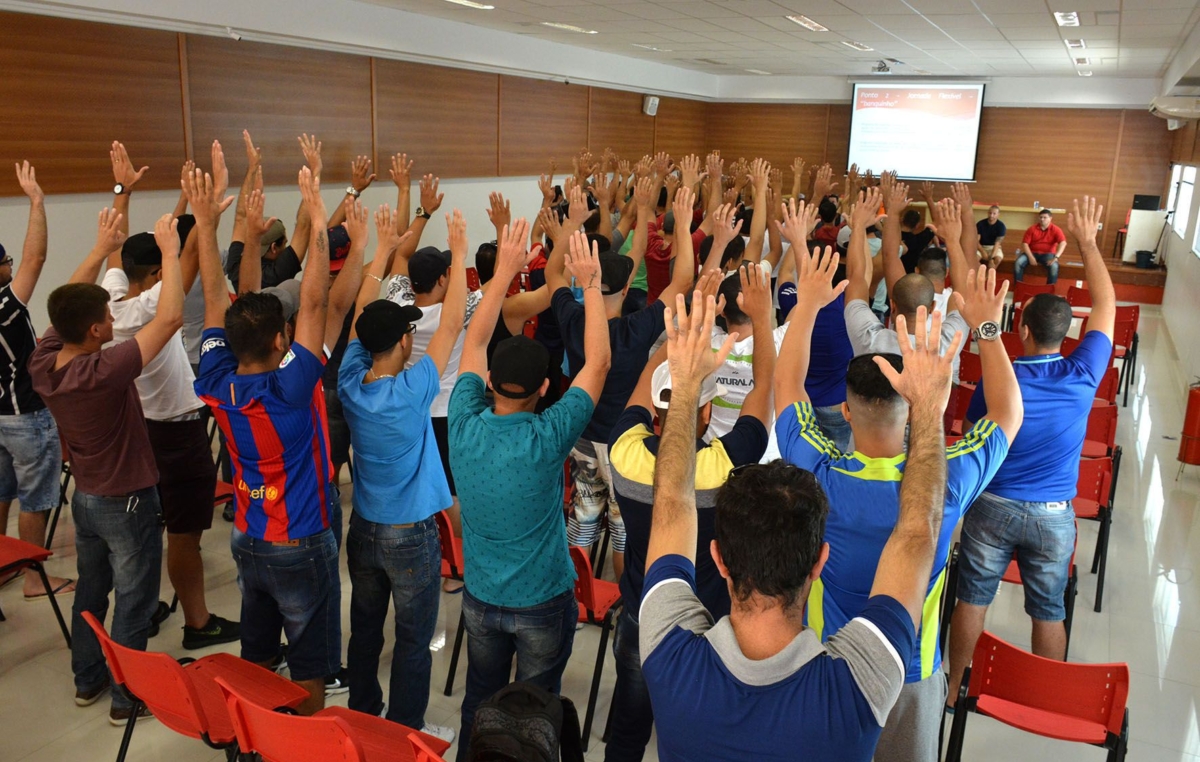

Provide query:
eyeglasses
left=0, top=257, right=12, bottom=266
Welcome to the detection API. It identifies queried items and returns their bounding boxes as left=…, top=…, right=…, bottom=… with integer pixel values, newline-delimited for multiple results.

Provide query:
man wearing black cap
left=449, top=223, right=611, bottom=760
left=335, top=207, right=466, bottom=745
left=547, top=186, right=698, bottom=583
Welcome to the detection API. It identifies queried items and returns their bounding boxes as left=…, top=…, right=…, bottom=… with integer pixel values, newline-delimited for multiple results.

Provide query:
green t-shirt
left=619, top=233, right=648, bottom=292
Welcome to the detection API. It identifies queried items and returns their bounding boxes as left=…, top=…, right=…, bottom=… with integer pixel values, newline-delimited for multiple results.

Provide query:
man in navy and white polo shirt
left=637, top=274, right=957, bottom=762
left=947, top=196, right=1116, bottom=704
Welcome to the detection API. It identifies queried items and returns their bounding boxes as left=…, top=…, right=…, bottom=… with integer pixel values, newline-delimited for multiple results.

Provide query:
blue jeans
left=957, top=491, right=1077, bottom=621
left=346, top=513, right=440, bottom=728
left=604, top=609, right=652, bottom=762
left=71, top=486, right=163, bottom=711
left=0, top=407, right=61, bottom=511
left=457, top=588, right=577, bottom=762
left=231, top=526, right=342, bottom=681
left=812, top=404, right=853, bottom=454
left=1014, top=252, right=1059, bottom=284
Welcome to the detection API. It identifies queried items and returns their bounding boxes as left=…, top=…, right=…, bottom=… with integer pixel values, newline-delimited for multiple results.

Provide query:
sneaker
left=421, top=722, right=456, bottom=745
left=148, top=600, right=171, bottom=638
left=182, top=614, right=241, bottom=650
left=109, top=703, right=155, bottom=727
left=324, top=667, right=349, bottom=697
left=222, top=504, right=235, bottom=522
left=269, top=645, right=288, bottom=674
left=75, top=676, right=111, bottom=707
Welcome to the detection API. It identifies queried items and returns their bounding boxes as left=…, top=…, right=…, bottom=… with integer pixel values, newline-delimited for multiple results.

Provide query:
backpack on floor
left=465, top=682, right=585, bottom=762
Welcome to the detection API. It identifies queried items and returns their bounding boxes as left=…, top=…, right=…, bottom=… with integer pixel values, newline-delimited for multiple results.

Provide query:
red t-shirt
left=646, top=217, right=708, bottom=303
left=1022, top=223, right=1066, bottom=254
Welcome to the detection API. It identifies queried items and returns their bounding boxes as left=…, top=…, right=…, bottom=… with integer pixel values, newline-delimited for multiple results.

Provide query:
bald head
left=892, top=273, right=935, bottom=316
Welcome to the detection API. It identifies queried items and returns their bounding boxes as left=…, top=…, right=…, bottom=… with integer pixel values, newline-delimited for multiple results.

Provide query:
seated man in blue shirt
left=449, top=223, right=610, bottom=761
left=774, top=238, right=1021, bottom=761
left=337, top=207, right=468, bottom=744
left=638, top=270, right=958, bottom=762
left=947, top=196, right=1116, bottom=704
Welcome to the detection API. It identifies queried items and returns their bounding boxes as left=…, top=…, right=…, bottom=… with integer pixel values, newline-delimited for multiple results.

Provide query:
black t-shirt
left=551, top=287, right=665, bottom=443
left=487, top=313, right=514, bottom=368
left=977, top=219, right=1007, bottom=247
left=900, top=229, right=937, bottom=273
left=529, top=267, right=562, bottom=353
left=0, top=285, right=46, bottom=416
left=225, top=241, right=302, bottom=292
left=323, top=310, right=354, bottom=388
left=608, top=405, right=768, bottom=618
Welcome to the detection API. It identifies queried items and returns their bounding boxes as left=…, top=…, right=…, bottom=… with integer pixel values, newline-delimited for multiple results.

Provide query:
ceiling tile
left=606, top=3, right=682, bottom=19
left=1121, top=24, right=1189, bottom=39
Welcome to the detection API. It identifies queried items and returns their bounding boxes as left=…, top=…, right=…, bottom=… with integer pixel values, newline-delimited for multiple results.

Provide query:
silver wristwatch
left=974, top=320, right=1001, bottom=341
left=345, top=186, right=361, bottom=199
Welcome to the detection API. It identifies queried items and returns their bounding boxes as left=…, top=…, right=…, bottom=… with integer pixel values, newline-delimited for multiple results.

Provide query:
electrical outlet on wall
left=1098, top=222, right=1103, bottom=230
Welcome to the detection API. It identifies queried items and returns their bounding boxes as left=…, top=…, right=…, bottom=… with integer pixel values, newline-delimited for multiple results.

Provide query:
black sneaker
left=269, top=645, right=289, bottom=674
left=182, top=614, right=241, bottom=650
left=324, top=667, right=349, bottom=697
left=148, top=600, right=171, bottom=638
left=75, top=675, right=111, bottom=707
left=109, top=703, right=155, bottom=727
left=222, top=504, right=235, bottom=522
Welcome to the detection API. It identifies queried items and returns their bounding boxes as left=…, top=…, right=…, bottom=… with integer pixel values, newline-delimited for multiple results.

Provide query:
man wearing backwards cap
left=602, top=263, right=774, bottom=762
left=449, top=224, right=610, bottom=760
left=334, top=208, right=466, bottom=745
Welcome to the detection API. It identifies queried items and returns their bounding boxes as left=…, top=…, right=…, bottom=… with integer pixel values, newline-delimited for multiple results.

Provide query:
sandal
left=24, top=578, right=76, bottom=601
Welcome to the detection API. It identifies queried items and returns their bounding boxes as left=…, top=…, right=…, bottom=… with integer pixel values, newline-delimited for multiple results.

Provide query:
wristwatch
left=345, top=186, right=361, bottom=199
left=415, top=207, right=431, bottom=220
left=974, top=320, right=1001, bottom=342
left=113, top=183, right=129, bottom=195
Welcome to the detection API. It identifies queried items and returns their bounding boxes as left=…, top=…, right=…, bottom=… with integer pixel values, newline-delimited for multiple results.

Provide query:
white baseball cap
left=650, top=360, right=727, bottom=409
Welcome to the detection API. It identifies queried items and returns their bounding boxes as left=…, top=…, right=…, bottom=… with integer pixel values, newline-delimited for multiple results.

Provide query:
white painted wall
left=1159, top=164, right=1200, bottom=387
left=0, top=175, right=547, bottom=333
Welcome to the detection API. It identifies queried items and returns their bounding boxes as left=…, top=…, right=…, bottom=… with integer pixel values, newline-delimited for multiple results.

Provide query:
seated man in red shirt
left=1016, top=209, right=1067, bottom=284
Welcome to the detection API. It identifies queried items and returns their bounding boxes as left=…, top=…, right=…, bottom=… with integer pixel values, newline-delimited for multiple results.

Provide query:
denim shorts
left=231, top=526, right=341, bottom=681
left=956, top=491, right=1077, bottom=621
left=0, top=408, right=61, bottom=512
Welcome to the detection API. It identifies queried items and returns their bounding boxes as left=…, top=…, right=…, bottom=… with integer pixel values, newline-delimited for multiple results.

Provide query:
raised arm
left=329, top=155, right=376, bottom=229
left=238, top=168, right=270, bottom=294
left=845, top=189, right=881, bottom=305
left=293, top=168, right=330, bottom=357
left=563, top=231, right=613, bottom=404
left=324, top=201, right=368, bottom=349
left=790, top=157, right=807, bottom=201
left=951, top=183, right=979, bottom=260
left=880, top=174, right=909, bottom=300
left=953, top=266, right=1022, bottom=441
left=622, top=176, right=655, bottom=287
left=735, top=262, right=777, bottom=425
left=658, top=185, right=700, bottom=305
left=930, top=198, right=967, bottom=297
left=460, top=219, right=534, bottom=379
left=184, top=148, right=236, bottom=329
left=421, top=210, right=469, bottom=375
left=702, top=204, right=744, bottom=274
left=232, top=130, right=262, bottom=244
left=1067, top=196, right=1114, bottom=340
left=109, top=141, right=148, bottom=241
left=544, top=185, right=590, bottom=294
left=10, top=162, right=47, bottom=305
left=869, top=308, right=960, bottom=627
left=486, top=191, right=512, bottom=243
left=70, top=208, right=127, bottom=286
left=388, top=174, right=442, bottom=278
left=645, top=289, right=736, bottom=569
left=744, top=159, right=771, bottom=263
left=530, top=169, right=556, bottom=247
left=773, top=246, right=846, bottom=417
left=133, top=215, right=185, bottom=366
left=389, top=153, right=413, bottom=236
left=350, top=205, right=409, bottom=339
left=592, top=173, right=617, bottom=245
left=293, top=134, right=323, bottom=265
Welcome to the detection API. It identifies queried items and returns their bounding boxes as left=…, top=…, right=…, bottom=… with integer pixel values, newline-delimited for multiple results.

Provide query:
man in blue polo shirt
left=337, top=208, right=468, bottom=744
left=449, top=224, right=610, bottom=760
left=947, top=196, right=1115, bottom=704
left=639, top=268, right=957, bottom=762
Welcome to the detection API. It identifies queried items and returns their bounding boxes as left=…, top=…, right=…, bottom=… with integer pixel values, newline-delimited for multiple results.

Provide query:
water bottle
left=1033, top=200, right=1040, bottom=210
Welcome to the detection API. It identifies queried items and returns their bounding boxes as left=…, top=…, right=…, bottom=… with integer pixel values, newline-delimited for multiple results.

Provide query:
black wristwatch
left=415, top=207, right=431, bottom=220
left=113, top=183, right=129, bottom=195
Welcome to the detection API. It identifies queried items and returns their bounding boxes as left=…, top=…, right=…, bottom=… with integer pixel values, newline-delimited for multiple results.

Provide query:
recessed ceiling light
left=786, top=15, right=829, bottom=32
left=1074, top=56, right=1090, bottom=65
left=841, top=40, right=874, bottom=51
left=632, top=43, right=673, bottom=52
left=1065, top=39, right=1086, bottom=49
left=541, top=21, right=598, bottom=34
left=1054, top=11, right=1080, bottom=27
left=444, top=0, right=494, bottom=8
left=745, top=68, right=773, bottom=75
left=1078, top=70, right=1093, bottom=76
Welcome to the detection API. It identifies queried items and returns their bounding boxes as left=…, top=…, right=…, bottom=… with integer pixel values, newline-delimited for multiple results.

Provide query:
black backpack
left=465, top=682, right=585, bottom=762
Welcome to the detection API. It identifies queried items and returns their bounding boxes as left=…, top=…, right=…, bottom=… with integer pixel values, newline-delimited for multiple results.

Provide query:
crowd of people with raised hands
left=0, top=132, right=1118, bottom=761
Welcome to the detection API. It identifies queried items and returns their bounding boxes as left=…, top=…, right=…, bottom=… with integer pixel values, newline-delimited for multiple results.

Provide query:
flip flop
left=24, top=578, right=76, bottom=601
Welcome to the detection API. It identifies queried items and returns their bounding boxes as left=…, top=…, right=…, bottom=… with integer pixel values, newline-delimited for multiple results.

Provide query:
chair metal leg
left=594, top=522, right=611, bottom=581
left=1064, top=567, right=1077, bottom=660
left=444, top=608, right=466, bottom=697
left=115, top=699, right=143, bottom=762
left=35, top=563, right=72, bottom=648
left=1094, top=510, right=1110, bottom=613
left=581, top=613, right=613, bottom=753
left=944, top=670, right=972, bottom=762
left=46, top=465, right=71, bottom=549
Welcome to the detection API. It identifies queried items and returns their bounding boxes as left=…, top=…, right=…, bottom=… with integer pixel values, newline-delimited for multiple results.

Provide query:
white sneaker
left=421, top=722, right=456, bottom=744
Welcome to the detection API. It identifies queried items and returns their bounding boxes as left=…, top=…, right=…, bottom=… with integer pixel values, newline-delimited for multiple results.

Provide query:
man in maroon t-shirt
left=1016, top=209, right=1067, bottom=284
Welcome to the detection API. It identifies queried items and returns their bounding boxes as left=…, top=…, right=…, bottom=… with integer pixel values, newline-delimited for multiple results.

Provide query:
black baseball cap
left=491, top=336, right=550, bottom=399
left=176, top=214, right=196, bottom=247
left=409, top=247, right=452, bottom=293
left=355, top=300, right=422, bottom=354
left=598, top=253, right=634, bottom=295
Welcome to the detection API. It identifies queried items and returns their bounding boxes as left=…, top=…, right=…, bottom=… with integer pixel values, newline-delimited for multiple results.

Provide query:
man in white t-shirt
left=93, top=220, right=239, bottom=650
left=916, top=248, right=953, bottom=319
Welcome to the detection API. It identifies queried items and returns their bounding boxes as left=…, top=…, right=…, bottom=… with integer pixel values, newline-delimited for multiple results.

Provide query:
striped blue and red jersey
left=194, top=328, right=333, bottom=541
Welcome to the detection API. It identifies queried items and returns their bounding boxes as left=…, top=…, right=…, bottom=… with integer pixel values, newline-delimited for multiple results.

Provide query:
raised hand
left=664, top=290, right=735, bottom=395
left=712, top=203, right=744, bottom=249
left=951, top=181, right=974, bottom=212
left=497, top=218, right=534, bottom=277
left=778, top=198, right=819, bottom=248
left=919, top=180, right=936, bottom=204
left=851, top=187, right=883, bottom=229
left=15, top=161, right=42, bottom=203
left=487, top=191, right=512, bottom=231
left=153, top=213, right=180, bottom=260
left=298, top=133, right=322, bottom=177
left=812, top=163, right=837, bottom=200
left=351, top=155, right=377, bottom=192
left=567, top=184, right=590, bottom=228
left=94, top=207, right=127, bottom=253
left=664, top=171, right=681, bottom=199
left=182, top=165, right=234, bottom=227
left=243, top=130, right=262, bottom=171
left=952, top=265, right=1007, bottom=330
left=565, top=230, right=602, bottom=290
left=695, top=268, right=723, bottom=305
left=874, top=306, right=961, bottom=413
left=679, top=154, right=707, bottom=190
left=538, top=172, right=555, bottom=205
left=796, top=244, right=848, bottom=310
left=211, top=140, right=230, bottom=200
left=737, top=261, right=774, bottom=325
left=419, top=174, right=444, bottom=213
left=298, top=166, right=326, bottom=223
left=537, top=205, right=562, bottom=244
left=390, top=153, right=413, bottom=189
left=1066, top=195, right=1104, bottom=245
left=344, top=199, right=369, bottom=248
left=632, top=176, right=655, bottom=210
left=446, top=209, right=468, bottom=260
left=651, top=151, right=673, bottom=179
left=245, top=184, right=279, bottom=241
left=769, top=167, right=784, bottom=195
left=672, top=185, right=695, bottom=228
left=375, top=204, right=404, bottom=252
left=705, top=151, right=723, bottom=184
left=792, top=156, right=807, bottom=183
left=883, top=175, right=910, bottom=215
left=930, top=198, right=962, bottom=243
left=748, top=158, right=770, bottom=195
left=591, top=174, right=615, bottom=211
left=110, top=141, right=149, bottom=189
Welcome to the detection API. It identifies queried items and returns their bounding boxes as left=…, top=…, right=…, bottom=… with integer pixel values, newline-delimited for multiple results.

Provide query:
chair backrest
left=967, top=632, right=1129, bottom=739
left=1095, top=367, right=1119, bottom=404
left=409, top=732, right=446, bottom=762
left=950, top=382, right=975, bottom=423
left=1075, top=457, right=1113, bottom=507
left=80, top=611, right=211, bottom=739
left=433, top=510, right=464, bottom=579
left=999, top=332, right=1024, bottom=360
left=1012, top=282, right=1055, bottom=309
left=466, top=267, right=481, bottom=292
left=569, top=546, right=600, bottom=616
left=1113, top=304, right=1139, bottom=331
left=215, top=678, right=365, bottom=762
left=1085, top=403, right=1118, bottom=451
left=1061, top=336, right=1081, bottom=357
left=1066, top=286, right=1092, bottom=308
left=958, top=352, right=982, bottom=385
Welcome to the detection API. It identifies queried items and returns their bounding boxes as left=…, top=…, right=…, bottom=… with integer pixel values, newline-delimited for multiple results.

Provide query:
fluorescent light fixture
left=1074, top=56, right=1090, bottom=65
left=541, top=21, right=598, bottom=34
left=841, top=40, right=874, bottom=51
left=1078, top=70, right=1093, bottom=76
left=786, top=15, right=829, bottom=32
left=632, top=43, right=673, bottom=52
left=1054, top=11, right=1080, bottom=27
left=1065, top=39, right=1086, bottom=49
left=745, top=68, right=773, bottom=75
left=444, top=0, right=494, bottom=8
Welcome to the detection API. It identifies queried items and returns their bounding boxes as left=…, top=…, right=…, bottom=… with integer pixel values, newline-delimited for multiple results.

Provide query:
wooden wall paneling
left=705, top=103, right=828, bottom=176
left=374, top=60, right=498, bottom=179
left=186, top=35, right=373, bottom=188
left=587, top=88, right=654, bottom=162
left=177, top=34, right=195, bottom=162
left=0, top=11, right=186, bottom=196
left=823, top=105, right=852, bottom=181
left=652, top=97, right=707, bottom=160
left=1108, top=109, right=1173, bottom=253
left=499, top=77, right=588, bottom=176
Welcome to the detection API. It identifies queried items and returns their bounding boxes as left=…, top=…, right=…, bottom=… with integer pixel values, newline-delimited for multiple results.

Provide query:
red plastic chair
left=1082, top=404, right=1117, bottom=459
left=465, top=267, right=481, bottom=293
left=944, top=632, right=1129, bottom=761
left=80, top=611, right=309, bottom=762
left=1112, top=306, right=1140, bottom=406
left=999, top=331, right=1024, bottom=361
left=435, top=510, right=467, bottom=697
left=1095, top=367, right=1119, bottom=406
left=215, top=677, right=450, bottom=762
left=0, top=535, right=71, bottom=647
left=1066, top=285, right=1093, bottom=319
left=569, top=546, right=622, bottom=752
left=1075, top=457, right=1116, bottom=613
left=1062, top=336, right=1082, bottom=357
left=958, top=351, right=982, bottom=385
left=1008, top=283, right=1055, bottom=331
left=948, top=382, right=976, bottom=436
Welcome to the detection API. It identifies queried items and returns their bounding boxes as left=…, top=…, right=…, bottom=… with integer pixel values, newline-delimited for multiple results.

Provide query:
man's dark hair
left=657, top=187, right=668, bottom=209
left=474, top=242, right=498, bottom=284
left=1021, top=293, right=1073, bottom=348
left=902, top=209, right=921, bottom=229
left=122, top=262, right=160, bottom=283
left=1038, top=209, right=1052, bottom=218
left=699, top=234, right=746, bottom=270
left=719, top=271, right=749, bottom=326
left=715, top=461, right=829, bottom=610
left=583, top=209, right=601, bottom=234
left=818, top=199, right=838, bottom=224
left=916, top=247, right=948, bottom=279
left=225, top=292, right=287, bottom=363
left=846, top=353, right=903, bottom=407
left=47, top=283, right=109, bottom=344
